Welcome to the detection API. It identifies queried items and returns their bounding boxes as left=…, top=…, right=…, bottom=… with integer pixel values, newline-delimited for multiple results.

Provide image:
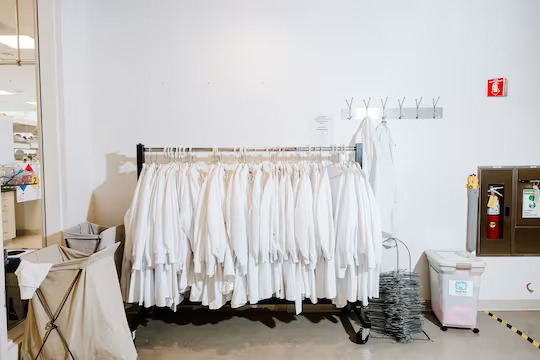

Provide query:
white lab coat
left=258, top=162, right=274, bottom=300
left=374, top=121, right=397, bottom=238
left=350, top=116, right=378, bottom=187
left=247, top=166, right=262, bottom=304
left=316, top=165, right=336, bottom=300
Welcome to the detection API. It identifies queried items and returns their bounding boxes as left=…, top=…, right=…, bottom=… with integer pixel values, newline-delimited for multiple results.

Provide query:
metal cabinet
left=478, top=166, right=540, bottom=256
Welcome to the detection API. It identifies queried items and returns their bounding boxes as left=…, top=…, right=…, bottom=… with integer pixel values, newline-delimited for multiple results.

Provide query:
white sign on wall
left=310, top=115, right=333, bottom=143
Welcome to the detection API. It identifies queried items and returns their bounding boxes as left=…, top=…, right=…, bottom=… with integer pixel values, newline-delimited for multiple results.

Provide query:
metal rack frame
left=134, top=142, right=372, bottom=344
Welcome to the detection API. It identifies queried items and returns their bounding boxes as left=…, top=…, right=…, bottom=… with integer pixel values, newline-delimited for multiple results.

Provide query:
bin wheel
left=440, top=326, right=448, bottom=331
left=473, top=328, right=479, bottom=334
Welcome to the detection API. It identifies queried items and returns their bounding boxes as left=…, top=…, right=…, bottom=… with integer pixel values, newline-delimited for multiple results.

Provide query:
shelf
left=13, top=143, right=30, bottom=149
left=12, top=118, right=37, bottom=127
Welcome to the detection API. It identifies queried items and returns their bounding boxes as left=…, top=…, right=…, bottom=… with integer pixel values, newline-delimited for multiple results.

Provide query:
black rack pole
left=136, top=143, right=144, bottom=179
left=355, top=143, right=363, bottom=167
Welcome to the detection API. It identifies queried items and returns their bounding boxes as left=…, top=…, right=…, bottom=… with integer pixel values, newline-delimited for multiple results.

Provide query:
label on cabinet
left=522, top=189, right=540, bottom=218
left=449, top=280, right=473, bottom=297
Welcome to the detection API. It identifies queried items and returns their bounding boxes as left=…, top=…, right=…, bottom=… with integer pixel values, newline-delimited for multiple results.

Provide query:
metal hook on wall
left=398, top=97, right=406, bottom=119
left=345, top=97, right=354, bottom=120
left=432, top=96, right=441, bottom=119
left=415, top=96, right=423, bottom=119
left=381, top=97, right=388, bottom=122
left=363, top=97, right=371, bottom=118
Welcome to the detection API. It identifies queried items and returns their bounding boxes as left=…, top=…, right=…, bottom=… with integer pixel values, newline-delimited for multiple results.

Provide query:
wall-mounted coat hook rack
left=341, top=96, right=443, bottom=120
left=385, top=96, right=443, bottom=119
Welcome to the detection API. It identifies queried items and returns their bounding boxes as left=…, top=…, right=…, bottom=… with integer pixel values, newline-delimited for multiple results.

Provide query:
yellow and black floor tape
left=484, top=311, right=540, bottom=349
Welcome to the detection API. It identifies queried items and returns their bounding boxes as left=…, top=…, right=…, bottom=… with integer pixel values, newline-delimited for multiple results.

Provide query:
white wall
left=40, top=0, right=540, bottom=305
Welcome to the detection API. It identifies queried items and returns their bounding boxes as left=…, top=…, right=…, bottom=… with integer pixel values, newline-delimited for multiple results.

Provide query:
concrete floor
left=134, top=309, right=540, bottom=360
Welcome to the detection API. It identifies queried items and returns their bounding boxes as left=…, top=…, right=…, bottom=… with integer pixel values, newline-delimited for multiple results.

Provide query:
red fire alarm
left=488, top=78, right=507, bottom=97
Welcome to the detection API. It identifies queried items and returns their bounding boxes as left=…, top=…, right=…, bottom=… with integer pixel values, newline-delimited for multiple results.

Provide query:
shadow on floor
left=133, top=308, right=360, bottom=356
left=148, top=307, right=299, bottom=329
left=423, top=310, right=442, bottom=328
left=143, top=307, right=341, bottom=328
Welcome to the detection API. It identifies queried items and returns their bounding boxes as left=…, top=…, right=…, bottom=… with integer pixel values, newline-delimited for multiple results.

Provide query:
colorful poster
left=15, top=162, right=41, bottom=203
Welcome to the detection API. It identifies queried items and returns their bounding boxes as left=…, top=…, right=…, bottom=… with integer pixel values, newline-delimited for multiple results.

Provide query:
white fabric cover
left=20, top=244, right=137, bottom=360
left=14, top=260, right=53, bottom=300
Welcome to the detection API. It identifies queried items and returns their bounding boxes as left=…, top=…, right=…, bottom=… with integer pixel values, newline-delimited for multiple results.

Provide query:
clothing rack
left=136, top=144, right=363, bottom=179
left=134, top=142, right=371, bottom=344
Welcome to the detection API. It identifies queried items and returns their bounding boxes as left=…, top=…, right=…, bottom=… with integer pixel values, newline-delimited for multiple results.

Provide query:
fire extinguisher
left=487, top=187, right=503, bottom=239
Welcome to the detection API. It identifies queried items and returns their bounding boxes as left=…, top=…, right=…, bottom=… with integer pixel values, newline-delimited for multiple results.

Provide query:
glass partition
left=0, top=0, right=43, bottom=330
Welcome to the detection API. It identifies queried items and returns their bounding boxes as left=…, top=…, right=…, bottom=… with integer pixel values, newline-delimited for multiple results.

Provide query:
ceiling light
left=0, top=90, right=14, bottom=95
left=26, top=101, right=36, bottom=105
left=0, top=35, right=35, bottom=49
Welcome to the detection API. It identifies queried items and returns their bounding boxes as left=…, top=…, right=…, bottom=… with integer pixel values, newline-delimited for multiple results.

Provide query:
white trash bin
left=425, top=250, right=486, bottom=333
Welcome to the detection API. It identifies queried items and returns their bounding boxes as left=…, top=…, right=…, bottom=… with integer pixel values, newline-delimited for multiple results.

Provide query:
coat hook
left=432, top=96, right=440, bottom=119
left=345, top=97, right=354, bottom=120
left=381, top=97, right=388, bottom=122
left=398, top=97, right=406, bottom=119
left=415, top=96, right=423, bottom=119
left=363, top=97, right=371, bottom=118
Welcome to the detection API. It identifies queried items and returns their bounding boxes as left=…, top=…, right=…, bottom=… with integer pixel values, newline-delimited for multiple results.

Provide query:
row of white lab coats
left=121, top=159, right=382, bottom=314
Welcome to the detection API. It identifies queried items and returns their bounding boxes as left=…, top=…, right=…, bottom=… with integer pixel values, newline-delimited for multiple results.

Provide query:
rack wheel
left=440, top=326, right=448, bottom=331
left=473, top=328, right=479, bottom=334
left=356, top=328, right=370, bottom=344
